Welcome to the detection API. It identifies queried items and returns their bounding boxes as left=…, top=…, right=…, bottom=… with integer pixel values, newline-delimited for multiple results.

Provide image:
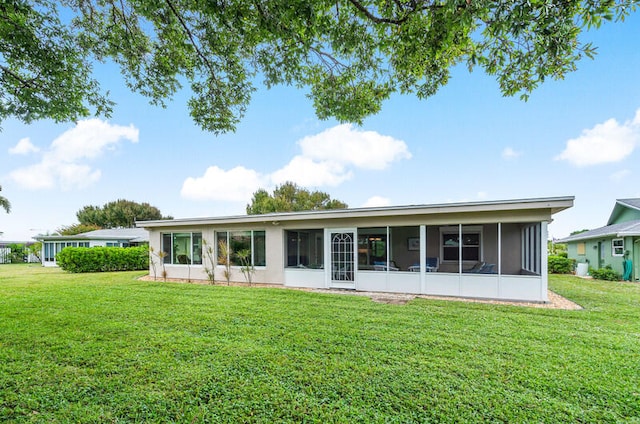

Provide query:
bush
left=548, top=255, right=575, bottom=274
left=56, top=246, right=149, bottom=273
left=589, top=265, right=621, bottom=281
left=8, top=243, right=26, bottom=263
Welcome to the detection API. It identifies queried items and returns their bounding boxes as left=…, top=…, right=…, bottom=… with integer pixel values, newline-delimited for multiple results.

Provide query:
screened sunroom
left=138, top=196, right=573, bottom=302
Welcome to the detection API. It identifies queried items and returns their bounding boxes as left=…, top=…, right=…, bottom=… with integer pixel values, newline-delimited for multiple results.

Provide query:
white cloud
left=182, top=124, right=411, bottom=204
left=180, top=166, right=264, bottom=202
left=270, top=156, right=352, bottom=187
left=9, top=119, right=138, bottom=190
left=555, top=109, right=640, bottom=166
left=298, top=124, right=412, bottom=170
left=49, top=118, right=138, bottom=162
left=501, top=147, right=521, bottom=160
left=272, top=123, right=411, bottom=187
left=362, top=196, right=391, bottom=208
left=477, top=191, right=488, bottom=199
left=9, top=138, right=40, bottom=155
left=610, top=169, right=632, bottom=182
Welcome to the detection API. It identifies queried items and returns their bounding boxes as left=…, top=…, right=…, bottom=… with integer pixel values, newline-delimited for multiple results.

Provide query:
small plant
left=237, top=249, right=255, bottom=286
left=590, top=265, right=621, bottom=281
left=218, top=239, right=231, bottom=285
left=149, top=246, right=168, bottom=281
left=28, top=242, right=42, bottom=262
left=202, top=239, right=216, bottom=285
left=149, top=246, right=158, bottom=280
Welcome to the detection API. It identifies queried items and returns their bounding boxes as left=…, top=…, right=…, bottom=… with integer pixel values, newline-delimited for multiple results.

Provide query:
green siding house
left=558, top=199, right=640, bottom=281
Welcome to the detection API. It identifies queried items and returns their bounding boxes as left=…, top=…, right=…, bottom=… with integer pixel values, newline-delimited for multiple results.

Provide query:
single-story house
left=137, top=196, right=573, bottom=302
left=36, top=228, right=149, bottom=267
left=557, top=198, right=639, bottom=281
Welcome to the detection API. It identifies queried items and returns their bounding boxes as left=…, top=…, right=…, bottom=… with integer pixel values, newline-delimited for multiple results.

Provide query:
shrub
left=57, top=246, right=149, bottom=273
left=589, top=265, right=621, bottom=281
left=8, top=243, right=26, bottom=263
left=548, top=255, right=574, bottom=274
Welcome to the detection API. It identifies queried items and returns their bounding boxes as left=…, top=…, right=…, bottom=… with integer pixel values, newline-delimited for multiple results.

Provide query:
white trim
left=327, top=228, right=357, bottom=289
left=541, top=222, right=549, bottom=302
left=439, top=225, right=484, bottom=265
left=612, top=238, right=624, bottom=256
left=497, top=222, right=502, bottom=298
left=419, top=225, right=426, bottom=293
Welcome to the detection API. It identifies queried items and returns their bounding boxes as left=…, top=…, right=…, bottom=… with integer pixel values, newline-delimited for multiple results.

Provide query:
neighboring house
left=36, top=228, right=149, bottom=267
left=137, top=196, right=573, bottom=302
left=557, top=198, right=640, bottom=281
left=0, top=241, right=39, bottom=264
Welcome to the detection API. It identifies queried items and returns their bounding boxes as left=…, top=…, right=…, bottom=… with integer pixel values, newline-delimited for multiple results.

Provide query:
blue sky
left=2, top=13, right=640, bottom=242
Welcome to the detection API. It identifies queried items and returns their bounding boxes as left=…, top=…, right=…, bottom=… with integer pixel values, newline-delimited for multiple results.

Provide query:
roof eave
left=136, top=196, right=574, bottom=229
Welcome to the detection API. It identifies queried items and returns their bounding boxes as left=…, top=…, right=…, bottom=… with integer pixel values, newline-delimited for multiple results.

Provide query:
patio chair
left=407, top=257, right=439, bottom=272
left=373, top=261, right=399, bottom=271
left=425, top=257, right=439, bottom=272
left=463, top=261, right=485, bottom=273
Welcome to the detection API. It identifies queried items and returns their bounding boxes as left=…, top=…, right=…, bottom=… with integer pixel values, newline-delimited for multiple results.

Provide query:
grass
left=1, top=264, right=639, bottom=423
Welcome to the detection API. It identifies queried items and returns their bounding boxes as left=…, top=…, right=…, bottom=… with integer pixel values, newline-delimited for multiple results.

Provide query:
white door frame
left=326, top=228, right=357, bottom=289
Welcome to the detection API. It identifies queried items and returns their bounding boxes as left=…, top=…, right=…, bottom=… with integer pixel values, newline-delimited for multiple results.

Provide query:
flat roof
left=136, top=196, right=574, bottom=229
left=36, top=228, right=149, bottom=242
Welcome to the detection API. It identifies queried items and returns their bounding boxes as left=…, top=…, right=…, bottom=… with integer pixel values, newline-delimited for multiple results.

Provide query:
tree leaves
left=75, top=199, right=172, bottom=228
left=246, top=182, right=348, bottom=214
left=1, top=0, right=638, bottom=132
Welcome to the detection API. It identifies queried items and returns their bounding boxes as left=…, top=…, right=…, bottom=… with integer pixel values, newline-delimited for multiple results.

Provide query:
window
left=217, top=230, right=266, bottom=267
left=577, top=242, right=586, bottom=255
left=441, top=227, right=481, bottom=262
left=358, top=228, right=387, bottom=270
left=160, top=232, right=203, bottom=265
left=44, top=242, right=54, bottom=262
left=612, top=238, right=624, bottom=256
left=286, top=229, right=323, bottom=268
left=522, top=223, right=541, bottom=275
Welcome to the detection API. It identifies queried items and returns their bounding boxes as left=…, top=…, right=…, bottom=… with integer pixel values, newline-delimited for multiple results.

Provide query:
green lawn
left=1, top=265, right=638, bottom=423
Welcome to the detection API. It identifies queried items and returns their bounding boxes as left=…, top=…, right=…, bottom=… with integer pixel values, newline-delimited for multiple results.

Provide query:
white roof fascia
left=136, top=196, right=574, bottom=229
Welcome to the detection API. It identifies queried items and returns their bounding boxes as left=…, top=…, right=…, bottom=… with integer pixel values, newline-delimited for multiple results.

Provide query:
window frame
left=286, top=229, right=324, bottom=269
left=160, top=232, right=203, bottom=265
left=216, top=230, right=266, bottom=267
left=612, top=238, right=624, bottom=257
left=439, top=226, right=483, bottom=263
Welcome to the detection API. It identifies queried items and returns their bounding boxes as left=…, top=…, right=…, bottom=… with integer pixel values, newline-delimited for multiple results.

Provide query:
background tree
left=76, top=199, right=172, bottom=228
left=1, top=1, right=637, bottom=133
left=247, top=182, right=348, bottom=214
left=57, top=223, right=102, bottom=236
left=570, top=229, right=591, bottom=236
left=0, top=185, right=10, bottom=213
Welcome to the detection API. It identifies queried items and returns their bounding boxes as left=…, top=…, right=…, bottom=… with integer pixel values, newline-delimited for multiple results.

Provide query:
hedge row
left=56, top=246, right=149, bottom=273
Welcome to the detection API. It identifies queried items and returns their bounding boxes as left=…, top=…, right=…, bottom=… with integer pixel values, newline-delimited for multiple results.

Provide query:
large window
left=161, top=232, right=202, bottom=265
left=43, top=241, right=90, bottom=262
left=286, top=229, right=323, bottom=268
left=217, top=230, right=266, bottom=266
left=358, top=228, right=387, bottom=270
left=612, top=238, right=624, bottom=256
left=577, top=242, right=586, bottom=255
left=441, top=227, right=481, bottom=262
